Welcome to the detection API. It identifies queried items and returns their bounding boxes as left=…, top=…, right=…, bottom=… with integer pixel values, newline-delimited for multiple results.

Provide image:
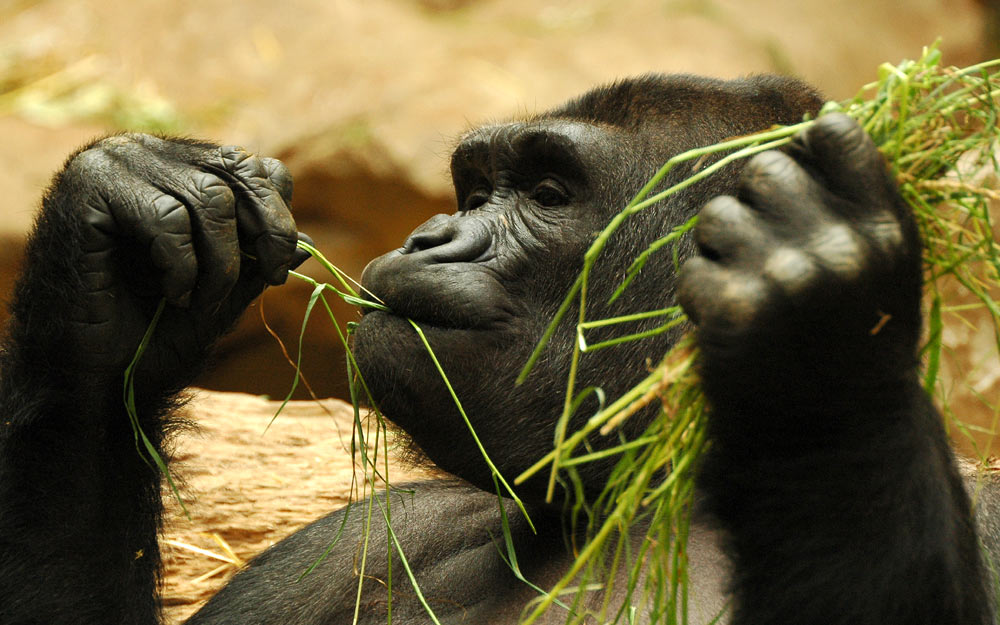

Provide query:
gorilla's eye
left=463, top=188, right=491, bottom=211
left=531, top=179, right=569, bottom=208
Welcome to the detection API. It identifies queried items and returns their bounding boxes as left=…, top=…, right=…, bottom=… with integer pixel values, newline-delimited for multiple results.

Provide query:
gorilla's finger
left=76, top=245, right=118, bottom=326
left=738, top=150, right=826, bottom=230
left=178, top=171, right=240, bottom=310
left=676, top=256, right=710, bottom=325
left=796, top=113, right=891, bottom=206
left=252, top=224, right=299, bottom=286
left=678, top=258, right=769, bottom=331
left=74, top=141, right=200, bottom=305
left=216, top=146, right=299, bottom=286
left=260, top=157, right=294, bottom=205
left=140, top=193, right=197, bottom=307
left=694, top=196, right=768, bottom=264
left=291, top=232, right=314, bottom=271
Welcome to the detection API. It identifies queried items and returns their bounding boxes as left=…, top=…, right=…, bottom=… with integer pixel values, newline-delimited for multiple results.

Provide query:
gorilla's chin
left=352, top=308, right=558, bottom=492
left=352, top=308, right=518, bottom=413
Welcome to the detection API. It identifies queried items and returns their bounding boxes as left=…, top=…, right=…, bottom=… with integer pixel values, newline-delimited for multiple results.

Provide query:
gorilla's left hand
left=678, top=113, right=923, bottom=411
left=14, top=134, right=306, bottom=396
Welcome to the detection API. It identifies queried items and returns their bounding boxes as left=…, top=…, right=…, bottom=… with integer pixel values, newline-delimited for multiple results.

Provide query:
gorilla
left=0, top=73, right=995, bottom=625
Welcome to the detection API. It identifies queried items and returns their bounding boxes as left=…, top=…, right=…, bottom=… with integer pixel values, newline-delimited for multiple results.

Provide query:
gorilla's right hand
left=12, top=133, right=303, bottom=395
left=676, top=114, right=922, bottom=412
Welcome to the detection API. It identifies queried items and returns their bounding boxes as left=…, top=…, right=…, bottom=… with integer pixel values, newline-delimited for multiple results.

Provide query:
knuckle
left=149, top=194, right=188, bottom=231
left=190, top=172, right=236, bottom=211
left=809, top=114, right=877, bottom=167
left=219, top=148, right=292, bottom=209
left=261, top=156, right=291, bottom=181
left=89, top=133, right=157, bottom=158
left=763, top=247, right=818, bottom=295
left=740, top=152, right=810, bottom=205
left=81, top=197, right=113, bottom=226
left=677, top=256, right=709, bottom=290
left=65, top=134, right=158, bottom=183
left=701, top=196, right=748, bottom=227
left=680, top=255, right=772, bottom=330
left=863, top=211, right=906, bottom=256
left=805, top=223, right=866, bottom=280
left=66, top=147, right=114, bottom=179
left=812, top=112, right=860, bottom=143
left=261, top=157, right=294, bottom=201
left=152, top=192, right=182, bottom=210
left=152, top=194, right=187, bottom=222
left=262, top=199, right=298, bottom=234
left=218, top=145, right=257, bottom=174
left=715, top=275, right=768, bottom=330
left=744, top=150, right=797, bottom=183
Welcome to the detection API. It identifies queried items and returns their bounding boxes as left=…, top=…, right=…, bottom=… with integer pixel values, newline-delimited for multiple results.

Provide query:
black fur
left=0, top=74, right=993, bottom=625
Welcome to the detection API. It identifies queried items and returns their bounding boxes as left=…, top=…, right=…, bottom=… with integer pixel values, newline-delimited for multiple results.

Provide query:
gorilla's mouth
left=359, top=251, right=517, bottom=331
left=357, top=297, right=514, bottom=332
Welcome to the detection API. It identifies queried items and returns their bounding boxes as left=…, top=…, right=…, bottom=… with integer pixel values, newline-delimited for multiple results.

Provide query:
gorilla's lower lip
left=358, top=307, right=510, bottom=332
left=357, top=291, right=514, bottom=329
left=358, top=299, right=383, bottom=317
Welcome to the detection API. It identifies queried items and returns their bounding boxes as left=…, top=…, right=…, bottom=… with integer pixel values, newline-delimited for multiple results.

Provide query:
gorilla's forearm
left=698, top=386, right=990, bottom=625
left=186, top=481, right=566, bottom=625
left=0, top=187, right=179, bottom=623
left=0, top=343, right=169, bottom=624
left=0, top=133, right=300, bottom=625
left=679, top=114, right=994, bottom=624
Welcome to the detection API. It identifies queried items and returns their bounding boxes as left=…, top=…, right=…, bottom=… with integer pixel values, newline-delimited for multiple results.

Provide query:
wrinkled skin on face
left=354, top=75, right=826, bottom=501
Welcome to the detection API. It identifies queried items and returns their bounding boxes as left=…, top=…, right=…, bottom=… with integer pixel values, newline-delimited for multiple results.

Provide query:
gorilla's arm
left=186, top=481, right=568, bottom=625
left=0, top=134, right=301, bottom=625
left=679, top=114, right=994, bottom=624
left=185, top=480, right=734, bottom=625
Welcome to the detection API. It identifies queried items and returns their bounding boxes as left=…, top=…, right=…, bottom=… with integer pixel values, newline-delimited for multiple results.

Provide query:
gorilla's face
left=353, top=75, right=824, bottom=500
left=361, top=121, right=613, bottom=333
left=354, top=121, right=632, bottom=495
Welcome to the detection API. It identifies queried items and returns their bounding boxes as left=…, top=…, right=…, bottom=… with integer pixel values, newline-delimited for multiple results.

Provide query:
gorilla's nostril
left=403, top=229, right=451, bottom=254
left=401, top=213, right=456, bottom=254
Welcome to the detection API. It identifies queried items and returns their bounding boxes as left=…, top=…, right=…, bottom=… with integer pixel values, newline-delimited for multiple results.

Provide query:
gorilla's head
left=354, top=74, right=823, bottom=502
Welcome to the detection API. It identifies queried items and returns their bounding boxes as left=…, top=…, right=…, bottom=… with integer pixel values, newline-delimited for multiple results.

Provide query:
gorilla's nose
left=358, top=212, right=503, bottom=325
left=400, top=213, right=492, bottom=263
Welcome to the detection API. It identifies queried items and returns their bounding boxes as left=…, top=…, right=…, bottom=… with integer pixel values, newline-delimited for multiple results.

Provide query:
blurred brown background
left=1, top=0, right=997, bottom=451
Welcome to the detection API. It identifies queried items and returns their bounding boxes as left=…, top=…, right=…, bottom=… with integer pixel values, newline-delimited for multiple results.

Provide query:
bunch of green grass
left=125, top=42, right=999, bottom=625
